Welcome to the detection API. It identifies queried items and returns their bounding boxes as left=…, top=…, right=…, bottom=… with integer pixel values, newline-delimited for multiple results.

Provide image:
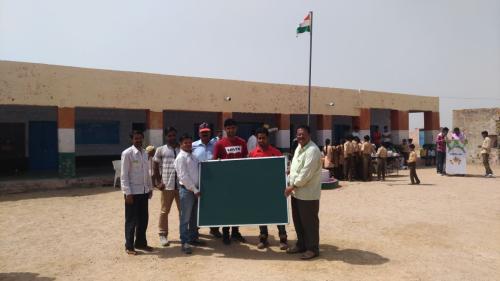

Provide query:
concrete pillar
left=57, top=107, right=76, bottom=178
left=391, top=110, right=409, bottom=143
left=275, top=114, right=290, bottom=151
left=354, top=108, right=371, bottom=137
left=145, top=110, right=164, bottom=148
left=424, top=111, right=440, bottom=144
left=217, top=112, right=233, bottom=137
left=316, top=115, right=332, bottom=147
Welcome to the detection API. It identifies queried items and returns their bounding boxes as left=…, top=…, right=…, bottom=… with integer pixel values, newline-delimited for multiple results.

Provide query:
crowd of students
left=120, top=119, right=322, bottom=260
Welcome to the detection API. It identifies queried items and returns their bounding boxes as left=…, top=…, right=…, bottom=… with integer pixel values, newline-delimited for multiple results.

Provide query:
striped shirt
left=153, top=144, right=180, bottom=190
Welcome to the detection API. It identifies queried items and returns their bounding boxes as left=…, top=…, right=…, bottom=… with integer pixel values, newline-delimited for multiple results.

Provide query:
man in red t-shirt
left=249, top=127, right=288, bottom=250
left=212, top=118, right=248, bottom=245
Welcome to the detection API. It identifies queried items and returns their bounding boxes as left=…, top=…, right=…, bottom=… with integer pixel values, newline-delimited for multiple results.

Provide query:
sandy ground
left=0, top=165, right=499, bottom=281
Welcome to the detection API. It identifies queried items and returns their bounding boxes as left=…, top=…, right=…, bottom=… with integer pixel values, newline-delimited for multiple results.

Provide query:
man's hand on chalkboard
left=284, top=186, right=295, bottom=197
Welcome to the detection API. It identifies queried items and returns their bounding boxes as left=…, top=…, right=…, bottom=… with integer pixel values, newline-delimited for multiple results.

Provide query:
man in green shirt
left=285, top=125, right=322, bottom=260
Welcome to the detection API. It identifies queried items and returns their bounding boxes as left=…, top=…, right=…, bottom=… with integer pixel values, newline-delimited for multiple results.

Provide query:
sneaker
left=210, top=229, right=223, bottom=238
left=231, top=232, right=246, bottom=243
left=487, top=174, right=494, bottom=178
left=159, top=235, right=170, bottom=247
left=257, top=241, right=269, bottom=249
left=286, top=246, right=306, bottom=254
left=300, top=250, right=319, bottom=260
left=125, top=249, right=137, bottom=255
left=279, top=235, right=288, bottom=250
left=181, top=243, right=192, bottom=254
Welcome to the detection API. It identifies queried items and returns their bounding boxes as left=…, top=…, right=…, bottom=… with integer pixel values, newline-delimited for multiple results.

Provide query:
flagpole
left=307, top=11, right=313, bottom=126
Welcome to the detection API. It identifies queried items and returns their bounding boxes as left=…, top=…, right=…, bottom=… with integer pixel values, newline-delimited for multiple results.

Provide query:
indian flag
left=296, top=13, right=311, bottom=34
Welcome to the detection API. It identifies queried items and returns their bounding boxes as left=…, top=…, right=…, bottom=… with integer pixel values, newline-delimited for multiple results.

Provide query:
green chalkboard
left=198, top=157, right=288, bottom=227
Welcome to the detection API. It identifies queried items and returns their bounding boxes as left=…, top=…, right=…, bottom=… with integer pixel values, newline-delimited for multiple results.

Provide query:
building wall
left=453, top=108, right=499, bottom=166
left=0, top=60, right=439, bottom=116
left=371, top=109, right=391, bottom=131
left=164, top=110, right=219, bottom=140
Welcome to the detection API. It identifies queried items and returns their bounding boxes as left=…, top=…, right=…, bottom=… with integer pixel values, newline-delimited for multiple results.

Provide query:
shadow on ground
left=0, top=272, right=55, bottom=281
left=142, top=235, right=389, bottom=265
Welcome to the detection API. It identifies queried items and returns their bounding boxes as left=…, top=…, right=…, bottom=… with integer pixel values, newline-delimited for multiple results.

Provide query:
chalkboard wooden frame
left=197, top=156, right=289, bottom=227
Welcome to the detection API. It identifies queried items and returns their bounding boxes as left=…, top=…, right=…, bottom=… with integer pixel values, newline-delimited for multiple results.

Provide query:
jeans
left=125, top=193, right=149, bottom=250
left=179, top=187, right=198, bottom=244
left=436, top=151, right=446, bottom=174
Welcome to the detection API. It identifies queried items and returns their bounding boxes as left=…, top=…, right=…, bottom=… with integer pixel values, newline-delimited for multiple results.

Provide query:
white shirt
left=174, top=149, right=200, bottom=193
left=121, top=145, right=152, bottom=195
left=153, top=144, right=179, bottom=190
left=247, top=135, right=257, bottom=154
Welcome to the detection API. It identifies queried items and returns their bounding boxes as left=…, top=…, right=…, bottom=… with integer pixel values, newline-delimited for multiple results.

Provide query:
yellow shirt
left=352, top=141, right=359, bottom=153
left=289, top=141, right=322, bottom=200
left=343, top=141, right=353, bottom=157
left=377, top=147, right=387, bottom=158
left=408, top=151, right=417, bottom=163
left=481, top=137, right=491, bottom=154
left=361, top=142, right=374, bottom=154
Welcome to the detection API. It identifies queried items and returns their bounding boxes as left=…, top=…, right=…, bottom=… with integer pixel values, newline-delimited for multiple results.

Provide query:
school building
left=0, top=60, right=440, bottom=177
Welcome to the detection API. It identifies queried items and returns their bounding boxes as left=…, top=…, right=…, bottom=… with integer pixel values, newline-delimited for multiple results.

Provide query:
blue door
left=29, top=121, right=58, bottom=171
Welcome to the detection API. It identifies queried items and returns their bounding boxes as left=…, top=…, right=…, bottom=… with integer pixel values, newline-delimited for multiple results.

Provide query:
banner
left=445, top=140, right=467, bottom=175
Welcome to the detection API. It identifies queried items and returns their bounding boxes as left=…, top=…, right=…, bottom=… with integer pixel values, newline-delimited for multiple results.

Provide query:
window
left=76, top=121, right=120, bottom=144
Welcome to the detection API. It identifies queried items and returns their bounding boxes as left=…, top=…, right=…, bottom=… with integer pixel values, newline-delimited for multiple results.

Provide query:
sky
left=1, top=0, right=499, bottom=128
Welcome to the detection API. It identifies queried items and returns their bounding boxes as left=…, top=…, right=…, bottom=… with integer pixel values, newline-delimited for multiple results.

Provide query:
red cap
left=199, top=122, right=211, bottom=133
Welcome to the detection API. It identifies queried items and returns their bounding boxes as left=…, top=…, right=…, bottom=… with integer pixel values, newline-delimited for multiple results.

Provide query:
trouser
left=377, top=158, right=386, bottom=180
left=125, top=193, right=149, bottom=250
left=291, top=197, right=319, bottom=254
left=222, top=226, right=241, bottom=236
left=344, top=156, right=353, bottom=181
left=409, top=162, right=420, bottom=184
left=362, top=154, right=372, bottom=181
left=351, top=153, right=361, bottom=179
left=179, top=187, right=198, bottom=244
left=259, top=225, right=287, bottom=238
left=482, top=153, right=493, bottom=175
left=158, top=189, right=180, bottom=236
left=333, top=165, right=342, bottom=179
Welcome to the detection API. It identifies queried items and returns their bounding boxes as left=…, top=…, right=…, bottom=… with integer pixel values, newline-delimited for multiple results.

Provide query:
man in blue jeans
left=174, top=134, right=206, bottom=254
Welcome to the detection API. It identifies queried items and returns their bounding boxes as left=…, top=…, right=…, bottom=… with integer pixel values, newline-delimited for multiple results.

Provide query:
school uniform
left=343, top=141, right=354, bottom=181
left=376, top=147, right=387, bottom=180
left=408, top=150, right=420, bottom=184
left=361, top=142, right=374, bottom=181
left=481, top=136, right=493, bottom=176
